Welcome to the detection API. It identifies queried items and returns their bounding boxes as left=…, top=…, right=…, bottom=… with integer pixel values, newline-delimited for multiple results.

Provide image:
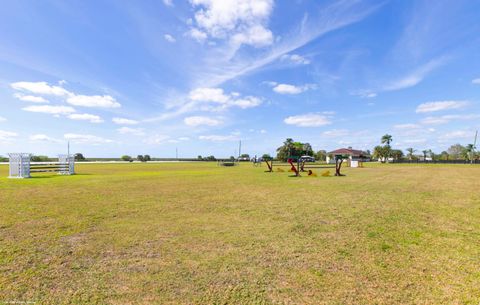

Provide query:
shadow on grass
left=30, top=173, right=93, bottom=179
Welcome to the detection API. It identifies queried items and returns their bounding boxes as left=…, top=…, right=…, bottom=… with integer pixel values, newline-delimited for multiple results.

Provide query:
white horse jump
left=8, top=153, right=75, bottom=178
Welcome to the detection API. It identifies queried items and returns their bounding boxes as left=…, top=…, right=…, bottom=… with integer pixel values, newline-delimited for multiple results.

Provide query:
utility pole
left=67, top=141, right=70, bottom=156
left=238, top=140, right=241, bottom=158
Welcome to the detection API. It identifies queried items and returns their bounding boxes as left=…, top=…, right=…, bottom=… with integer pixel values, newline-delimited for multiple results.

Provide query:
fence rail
left=390, top=159, right=480, bottom=164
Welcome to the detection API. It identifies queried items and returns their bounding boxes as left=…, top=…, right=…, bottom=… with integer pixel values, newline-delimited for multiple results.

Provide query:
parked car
left=299, top=156, right=315, bottom=162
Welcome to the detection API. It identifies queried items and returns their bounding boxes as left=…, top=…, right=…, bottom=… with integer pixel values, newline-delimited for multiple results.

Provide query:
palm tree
left=421, top=150, right=429, bottom=161
left=381, top=134, right=393, bottom=146
left=465, top=144, right=475, bottom=161
left=406, top=148, right=415, bottom=160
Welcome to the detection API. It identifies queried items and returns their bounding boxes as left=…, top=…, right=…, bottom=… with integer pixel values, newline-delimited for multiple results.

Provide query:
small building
left=326, top=147, right=368, bottom=164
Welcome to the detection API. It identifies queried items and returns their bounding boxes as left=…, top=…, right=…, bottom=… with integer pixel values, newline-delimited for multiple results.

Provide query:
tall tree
left=406, top=148, right=415, bottom=160
left=373, top=145, right=387, bottom=162
left=421, top=150, right=429, bottom=160
left=465, top=144, right=475, bottom=161
left=447, top=144, right=466, bottom=159
left=381, top=134, right=393, bottom=146
left=391, top=149, right=404, bottom=160
left=315, top=150, right=327, bottom=161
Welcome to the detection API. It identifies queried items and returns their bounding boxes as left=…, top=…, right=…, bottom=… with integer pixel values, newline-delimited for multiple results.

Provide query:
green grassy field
left=1, top=162, right=479, bottom=304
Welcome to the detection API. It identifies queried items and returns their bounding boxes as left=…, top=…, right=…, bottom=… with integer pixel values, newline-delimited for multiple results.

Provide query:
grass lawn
left=1, top=162, right=479, bottom=304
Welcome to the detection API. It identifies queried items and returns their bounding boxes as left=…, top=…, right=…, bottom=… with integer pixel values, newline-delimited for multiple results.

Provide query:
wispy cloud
left=383, top=57, right=446, bottom=91
left=13, top=93, right=49, bottom=103
left=184, top=116, right=222, bottom=127
left=0, top=130, right=18, bottom=142
left=117, top=127, right=145, bottom=136
left=271, top=83, right=316, bottom=95
left=284, top=113, right=332, bottom=127
left=64, top=133, right=113, bottom=144
left=22, top=105, right=76, bottom=115
left=29, top=134, right=60, bottom=142
left=420, top=114, right=480, bottom=125
left=199, top=134, right=238, bottom=141
left=67, top=113, right=104, bottom=123
left=416, top=100, right=469, bottom=113
left=112, top=117, right=139, bottom=125
left=164, top=34, right=176, bottom=43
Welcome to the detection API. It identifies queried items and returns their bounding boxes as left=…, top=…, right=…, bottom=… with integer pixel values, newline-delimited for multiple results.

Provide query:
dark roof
left=328, top=148, right=365, bottom=156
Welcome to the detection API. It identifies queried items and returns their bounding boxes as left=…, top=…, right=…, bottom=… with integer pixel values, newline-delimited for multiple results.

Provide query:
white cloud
left=0, top=116, right=6, bottom=122
left=144, top=134, right=170, bottom=145
left=66, top=94, right=121, bottom=108
left=280, top=54, right=310, bottom=65
left=67, top=113, right=104, bottom=123
left=29, top=134, right=60, bottom=142
left=416, top=101, right=469, bottom=113
left=199, top=134, right=237, bottom=141
left=322, top=129, right=350, bottom=137
left=394, top=123, right=422, bottom=129
left=184, top=116, right=222, bottom=127
left=420, top=114, right=480, bottom=125
left=164, top=34, right=176, bottom=42
left=178, top=137, right=190, bottom=141
left=187, top=87, right=262, bottom=111
left=0, top=130, right=17, bottom=141
left=64, top=133, right=112, bottom=144
left=230, top=96, right=261, bottom=108
left=439, top=130, right=473, bottom=141
left=22, top=105, right=76, bottom=115
left=163, top=0, right=173, bottom=6
left=273, top=84, right=303, bottom=95
left=351, top=90, right=377, bottom=98
left=112, top=117, right=139, bottom=125
left=117, top=127, right=145, bottom=136
left=272, top=83, right=315, bottom=95
left=284, top=114, right=332, bottom=127
left=189, top=87, right=230, bottom=104
left=472, top=78, right=480, bottom=85
left=189, top=0, right=274, bottom=48
left=384, top=58, right=445, bottom=91
left=13, top=94, right=49, bottom=103
left=10, top=81, right=70, bottom=96
left=230, top=24, right=273, bottom=47
left=260, top=129, right=267, bottom=134
left=188, top=28, right=208, bottom=42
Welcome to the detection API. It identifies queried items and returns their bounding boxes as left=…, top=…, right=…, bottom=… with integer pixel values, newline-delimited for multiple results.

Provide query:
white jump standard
left=8, top=153, right=75, bottom=178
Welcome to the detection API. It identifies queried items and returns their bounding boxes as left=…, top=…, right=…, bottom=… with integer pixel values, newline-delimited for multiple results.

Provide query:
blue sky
left=1, top=0, right=480, bottom=158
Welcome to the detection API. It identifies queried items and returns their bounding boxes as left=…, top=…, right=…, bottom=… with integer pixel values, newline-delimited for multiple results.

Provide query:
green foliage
left=391, top=149, right=404, bottom=160
left=373, top=145, right=389, bottom=162
left=31, top=155, right=49, bottom=162
left=276, top=138, right=314, bottom=162
left=261, top=154, right=272, bottom=160
left=74, top=153, right=85, bottom=161
left=121, top=155, right=132, bottom=161
left=144, top=155, right=151, bottom=162
left=137, top=155, right=145, bottom=162
left=0, top=155, right=8, bottom=162
left=406, top=148, right=415, bottom=160
left=315, top=150, right=327, bottom=161
left=447, top=144, right=466, bottom=160
left=381, top=134, right=393, bottom=146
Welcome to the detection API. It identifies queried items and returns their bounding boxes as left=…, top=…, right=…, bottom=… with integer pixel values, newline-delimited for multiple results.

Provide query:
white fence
left=8, top=153, right=75, bottom=178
